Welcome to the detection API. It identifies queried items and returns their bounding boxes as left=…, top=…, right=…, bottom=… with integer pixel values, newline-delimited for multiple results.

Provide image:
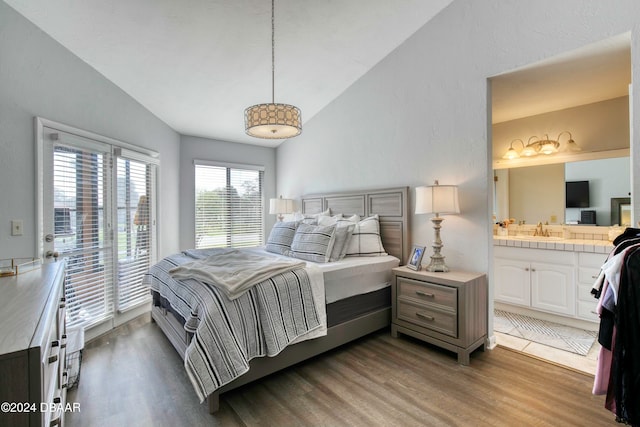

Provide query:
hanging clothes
left=593, top=229, right=640, bottom=426
left=609, top=246, right=640, bottom=425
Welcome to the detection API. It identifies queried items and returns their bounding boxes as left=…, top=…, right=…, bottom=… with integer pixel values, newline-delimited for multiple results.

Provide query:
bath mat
left=494, top=309, right=597, bottom=356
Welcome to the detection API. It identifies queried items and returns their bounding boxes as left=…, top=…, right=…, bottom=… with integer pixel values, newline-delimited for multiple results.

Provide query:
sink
left=510, top=235, right=564, bottom=241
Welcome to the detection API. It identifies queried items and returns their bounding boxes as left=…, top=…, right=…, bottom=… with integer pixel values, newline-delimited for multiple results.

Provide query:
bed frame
left=151, top=186, right=409, bottom=413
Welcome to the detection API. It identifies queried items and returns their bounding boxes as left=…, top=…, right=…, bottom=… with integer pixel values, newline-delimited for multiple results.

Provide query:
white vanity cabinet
left=577, top=252, right=606, bottom=322
left=494, top=258, right=531, bottom=306
left=530, top=261, right=575, bottom=315
left=494, top=246, right=576, bottom=316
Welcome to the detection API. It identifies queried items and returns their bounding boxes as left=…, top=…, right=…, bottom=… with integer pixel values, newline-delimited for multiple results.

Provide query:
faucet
left=534, top=222, right=550, bottom=237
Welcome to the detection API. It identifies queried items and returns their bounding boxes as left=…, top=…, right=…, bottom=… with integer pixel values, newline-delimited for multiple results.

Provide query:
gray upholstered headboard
left=301, top=187, right=410, bottom=263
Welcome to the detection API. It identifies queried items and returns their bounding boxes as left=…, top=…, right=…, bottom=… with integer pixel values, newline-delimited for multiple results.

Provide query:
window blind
left=53, top=144, right=113, bottom=329
left=195, top=164, right=264, bottom=249
left=116, top=156, right=156, bottom=311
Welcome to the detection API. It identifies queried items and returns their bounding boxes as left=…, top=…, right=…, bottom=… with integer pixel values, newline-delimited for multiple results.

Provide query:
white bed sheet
left=314, top=255, right=400, bottom=303
left=248, top=247, right=399, bottom=304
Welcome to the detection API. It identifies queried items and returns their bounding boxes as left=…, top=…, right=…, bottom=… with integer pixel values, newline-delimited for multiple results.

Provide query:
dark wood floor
left=67, top=318, right=617, bottom=426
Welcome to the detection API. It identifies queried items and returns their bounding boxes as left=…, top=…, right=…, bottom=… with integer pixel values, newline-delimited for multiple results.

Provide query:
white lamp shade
left=415, top=185, right=460, bottom=215
left=269, top=197, right=294, bottom=215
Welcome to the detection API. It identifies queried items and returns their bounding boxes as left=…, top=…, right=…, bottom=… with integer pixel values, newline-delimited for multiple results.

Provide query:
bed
left=148, top=187, right=409, bottom=413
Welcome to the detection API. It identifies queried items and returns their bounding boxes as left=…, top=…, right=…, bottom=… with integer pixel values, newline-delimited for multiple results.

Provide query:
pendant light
left=244, top=0, right=302, bottom=139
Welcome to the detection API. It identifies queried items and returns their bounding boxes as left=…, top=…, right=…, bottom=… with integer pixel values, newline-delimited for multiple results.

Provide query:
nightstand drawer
left=397, top=301, right=457, bottom=337
left=397, top=276, right=457, bottom=312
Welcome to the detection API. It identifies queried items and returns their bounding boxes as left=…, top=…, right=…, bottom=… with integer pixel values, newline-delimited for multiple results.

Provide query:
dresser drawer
left=397, top=300, right=457, bottom=337
left=397, top=276, right=457, bottom=312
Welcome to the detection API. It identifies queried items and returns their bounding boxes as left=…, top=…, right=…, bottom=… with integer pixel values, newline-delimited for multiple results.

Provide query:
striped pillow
left=344, top=215, right=387, bottom=257
left=265, top=221, right=299, bottom=256
left=289, top=223, right=337, bottom=263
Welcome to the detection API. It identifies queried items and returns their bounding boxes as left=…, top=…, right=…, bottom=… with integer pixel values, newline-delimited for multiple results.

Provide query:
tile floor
left=495, top=330, right=600, bottom=375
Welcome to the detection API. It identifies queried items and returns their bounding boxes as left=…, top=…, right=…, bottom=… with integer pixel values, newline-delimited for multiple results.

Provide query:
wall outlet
left=11, top=220, right=23, bottom=236
left=550, top=215, right=557, bottom=223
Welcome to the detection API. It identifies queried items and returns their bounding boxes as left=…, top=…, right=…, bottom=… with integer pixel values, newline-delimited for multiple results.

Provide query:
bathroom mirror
left=494, top=156, right=630, bottom=226
left=611, top=197, right=632, bottom=226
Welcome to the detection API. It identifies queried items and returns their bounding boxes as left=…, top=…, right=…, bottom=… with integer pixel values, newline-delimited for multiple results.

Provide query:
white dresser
left=0, top=261, right=67, bottom=427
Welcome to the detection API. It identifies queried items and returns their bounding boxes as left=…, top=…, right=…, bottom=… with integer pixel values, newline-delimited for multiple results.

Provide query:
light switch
left=11, top=220, right=23, bottom=236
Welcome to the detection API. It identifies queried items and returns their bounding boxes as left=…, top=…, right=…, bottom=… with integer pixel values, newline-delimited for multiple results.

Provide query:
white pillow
left=289, top=223, right=336, bottom=263
left=318, top=214, right=343, bottom=226
left=265, top=221, right=299, bottom=256
left=329, top=223, right=355, bottom=261
left=344, top=215, right=387, bottom=257
left=284, top=209, right=330, bottom=223
left=336, top=214, right=360, bottom=225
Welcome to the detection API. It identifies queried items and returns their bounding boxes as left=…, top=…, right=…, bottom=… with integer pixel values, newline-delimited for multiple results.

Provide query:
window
left=194, top=161, right=264, bottom=249
left=38, top=119, right=158, bottom=331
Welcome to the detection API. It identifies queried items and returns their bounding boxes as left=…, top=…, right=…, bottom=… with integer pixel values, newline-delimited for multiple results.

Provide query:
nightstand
left=391, top=266, right=488, bottom=365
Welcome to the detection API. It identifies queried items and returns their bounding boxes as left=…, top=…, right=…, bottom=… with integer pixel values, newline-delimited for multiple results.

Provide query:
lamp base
left=425, top=254, right=449, bottom=272
left=425, top=215, right=450, bottom=273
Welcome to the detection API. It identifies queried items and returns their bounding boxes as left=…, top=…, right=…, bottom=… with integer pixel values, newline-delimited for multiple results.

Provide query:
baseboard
left=486, top=334, right=497, bottom=350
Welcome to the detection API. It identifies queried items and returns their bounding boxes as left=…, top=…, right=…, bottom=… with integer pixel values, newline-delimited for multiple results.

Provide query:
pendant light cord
left=271, top=0, right=275, bottom=104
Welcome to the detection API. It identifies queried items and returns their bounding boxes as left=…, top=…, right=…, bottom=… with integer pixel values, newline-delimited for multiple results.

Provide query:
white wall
left=178, top=135, right=277, bottom=251
left=565, top=157, right=631, bottom=225
left=276, top=0, right=640, bottom=341
left=277, top=0, right=640, bottom=275
left=0, top=2, right=181, bottom=259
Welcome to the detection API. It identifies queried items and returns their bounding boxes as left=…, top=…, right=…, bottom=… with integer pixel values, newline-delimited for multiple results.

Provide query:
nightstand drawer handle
left=415, top=290, right=434, bottom=298
left=416, top=312, right=434, bottom=321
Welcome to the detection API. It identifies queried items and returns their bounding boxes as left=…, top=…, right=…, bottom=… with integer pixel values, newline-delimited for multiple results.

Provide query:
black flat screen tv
left=566, top=180, right=590, bottom=208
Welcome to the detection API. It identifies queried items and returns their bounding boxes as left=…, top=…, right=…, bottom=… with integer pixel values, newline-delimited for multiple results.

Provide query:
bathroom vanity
left=493, top=233, right=611, bottom=328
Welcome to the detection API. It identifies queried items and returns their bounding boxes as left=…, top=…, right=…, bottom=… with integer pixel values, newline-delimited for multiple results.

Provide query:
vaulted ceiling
left=5, top=1, right=631, bottom=147
left=5, top=0, right=454, bottom=146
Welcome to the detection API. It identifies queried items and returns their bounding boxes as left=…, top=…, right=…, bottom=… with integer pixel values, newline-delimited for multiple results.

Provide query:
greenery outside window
left=194, top=160, right=264, bottom=249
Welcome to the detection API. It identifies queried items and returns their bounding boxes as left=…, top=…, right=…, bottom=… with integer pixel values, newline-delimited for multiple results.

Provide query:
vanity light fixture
left=244, top=0, right=302, bottom=139
left=520, top=136, right=540, bottom=157
left=415, top=181, right=460, bottom=272
left=502, top=131, right=580, bottom=159
left=502, top=139, right=525, bottom=160
left=560, top=131, right=582, bottom=153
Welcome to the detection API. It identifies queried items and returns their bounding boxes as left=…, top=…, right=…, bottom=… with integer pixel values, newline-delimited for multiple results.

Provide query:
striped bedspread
left=143, top=249, right=325, bottom=402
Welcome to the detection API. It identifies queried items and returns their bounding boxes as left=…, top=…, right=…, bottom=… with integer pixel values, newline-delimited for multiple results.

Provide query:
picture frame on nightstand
left=407, top=245, right=425, bottom=270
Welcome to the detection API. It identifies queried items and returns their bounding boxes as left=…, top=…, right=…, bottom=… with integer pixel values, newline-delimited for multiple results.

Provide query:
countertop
left=493, top=235, right=613, bottom=253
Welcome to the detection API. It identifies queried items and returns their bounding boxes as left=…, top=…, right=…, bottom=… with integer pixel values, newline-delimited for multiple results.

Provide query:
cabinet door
left=531, top=262, right=576, bottom=315
left=494, top=258, right=530, bottom=306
